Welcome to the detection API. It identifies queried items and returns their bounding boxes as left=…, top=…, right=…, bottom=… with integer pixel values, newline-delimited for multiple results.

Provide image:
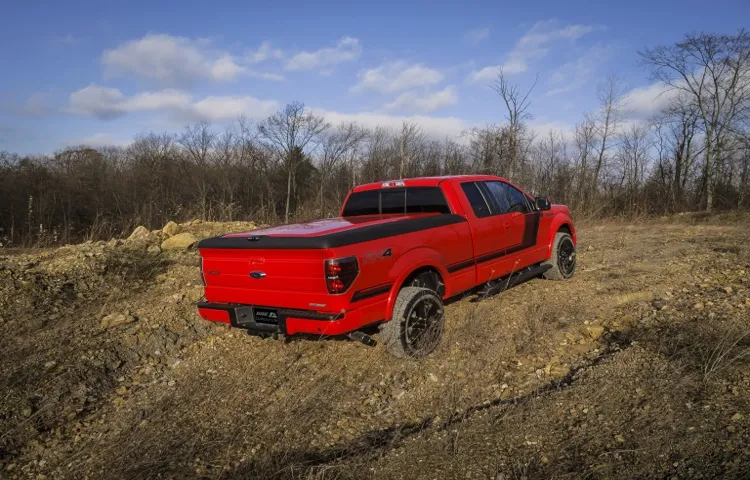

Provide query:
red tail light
left=325, top=256, right=358, bottom=294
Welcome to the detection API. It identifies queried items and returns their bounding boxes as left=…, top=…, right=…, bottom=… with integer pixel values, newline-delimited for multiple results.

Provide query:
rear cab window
left=342, top=186, right=450, bottom=217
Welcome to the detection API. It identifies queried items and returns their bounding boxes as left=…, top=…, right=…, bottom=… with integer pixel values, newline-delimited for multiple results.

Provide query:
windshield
left=342, top=186, right=451, bottom=217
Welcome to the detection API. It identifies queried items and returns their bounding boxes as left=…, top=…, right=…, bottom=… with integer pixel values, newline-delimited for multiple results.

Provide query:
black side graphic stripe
left=351, top=283, right=393, bottom=302
left=522, top=210, right=541, bottom=248
left=447, top=258, right=475, bottom=273
left=198, top=214, right=467, bottom=250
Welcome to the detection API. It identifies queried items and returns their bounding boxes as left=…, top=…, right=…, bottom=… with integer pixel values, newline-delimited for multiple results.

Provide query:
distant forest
left=1, top=30, right=749, bottom=246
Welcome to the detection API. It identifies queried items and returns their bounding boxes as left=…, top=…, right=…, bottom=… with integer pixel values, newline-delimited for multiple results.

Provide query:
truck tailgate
left=200, top=248, right=332, bottom=310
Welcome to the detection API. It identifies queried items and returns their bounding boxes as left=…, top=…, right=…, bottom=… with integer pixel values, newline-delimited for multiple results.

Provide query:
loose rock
left=101, top=313, right=136, bottom=329
left=162, top=221, right=181, bottom=239
left=128, top=226, right=150, bottom=240
left=161, top=233, right=199, bottom=251
left=586, top=325, right=605, bottom=340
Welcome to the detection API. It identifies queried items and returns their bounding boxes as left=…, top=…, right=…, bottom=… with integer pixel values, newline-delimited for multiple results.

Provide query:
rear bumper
left=196, top=301, right=369, bottom=336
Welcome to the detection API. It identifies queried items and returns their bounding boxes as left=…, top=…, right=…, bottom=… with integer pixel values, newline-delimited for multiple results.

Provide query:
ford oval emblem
left=249, top=271, right=267, bottom=279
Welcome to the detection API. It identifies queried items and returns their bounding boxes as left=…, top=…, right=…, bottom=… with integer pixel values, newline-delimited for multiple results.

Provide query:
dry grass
left=1, top=216, right=749, bottom=479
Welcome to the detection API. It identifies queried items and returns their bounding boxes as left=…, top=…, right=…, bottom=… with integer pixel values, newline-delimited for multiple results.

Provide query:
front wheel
left=542, top=232, right=576, bottom=280
left=379, top=287, right=445, bottom=358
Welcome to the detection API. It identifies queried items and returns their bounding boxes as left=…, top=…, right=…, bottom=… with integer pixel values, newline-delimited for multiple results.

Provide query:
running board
left=474, top=264, right=552, bottom=300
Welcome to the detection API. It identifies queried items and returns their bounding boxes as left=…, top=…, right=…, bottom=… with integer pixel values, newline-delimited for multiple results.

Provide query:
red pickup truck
left=197, top=175, right=576, bottom=357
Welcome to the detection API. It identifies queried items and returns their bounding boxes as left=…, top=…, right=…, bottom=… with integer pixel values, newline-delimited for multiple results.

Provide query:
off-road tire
left=379, top=287, right=445, bottom=358
left=542, top=232, right=576, bottom=280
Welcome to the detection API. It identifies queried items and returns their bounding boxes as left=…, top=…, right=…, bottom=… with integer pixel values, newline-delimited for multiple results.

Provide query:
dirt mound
left=1, top=218, right=749, bottom=478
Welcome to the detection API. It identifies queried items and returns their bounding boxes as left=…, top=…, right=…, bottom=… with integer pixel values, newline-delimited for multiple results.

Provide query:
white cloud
left=544, top=45, right=612, bottom=96
left=247, top=41, right=283, bottom=64
left=183, top=96, right=278, bottom=123
left=465, top=27, right=491, bottom=44
left=210, top=54, right=246, bottom=81
left=468, top=19, right=600, bottom=83
left=101, top=33, right=256, bottom=85
left=68, top=83, right=278, bottom=123
left=312, top=108, right=468, bottom=140
left=351, top=61, right=444, bottom=93
left=21, top=92, right=52, bottom=116
left=285, top=37, right=361, bottom=71
left=246, top=71, right=285, bottom=81
left=69, top=84, right=127, bottom=120
left=67, top=133, right=130, bottom=148
left=61, top=34, right=77, bottom=45
left=383, top=86, right=458, bottom=113
left=621, top=81, right=680, bottom=120
left=527, top=120, right=574, bottom=143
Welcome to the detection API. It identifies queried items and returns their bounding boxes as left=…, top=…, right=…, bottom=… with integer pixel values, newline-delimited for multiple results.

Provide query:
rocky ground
left=0, top=214, right=748, bottom=479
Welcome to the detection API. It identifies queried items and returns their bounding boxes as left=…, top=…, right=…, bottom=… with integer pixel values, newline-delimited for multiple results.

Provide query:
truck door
left=501, top=182, right=543, bottom=264
left=453, top=181, right=519, bottom=283
left=481, top=181, right=525, bottom=250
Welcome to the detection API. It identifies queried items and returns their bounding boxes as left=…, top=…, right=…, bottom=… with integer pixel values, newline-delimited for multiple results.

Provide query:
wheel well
left=400, top=266, right=445, bottom=296
left=558, top=224, right=572, bottom=236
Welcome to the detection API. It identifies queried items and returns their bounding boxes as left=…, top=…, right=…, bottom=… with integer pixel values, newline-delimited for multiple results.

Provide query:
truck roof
left=351, top=174, right=509, bottom=192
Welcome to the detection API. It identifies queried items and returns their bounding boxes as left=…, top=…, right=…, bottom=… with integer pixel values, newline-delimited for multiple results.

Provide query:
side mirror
left=535, top=196, right=552, bottom=211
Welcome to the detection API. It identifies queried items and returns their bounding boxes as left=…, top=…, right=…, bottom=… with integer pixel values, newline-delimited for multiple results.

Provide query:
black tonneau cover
left=197, top=214, right=466, bottom=250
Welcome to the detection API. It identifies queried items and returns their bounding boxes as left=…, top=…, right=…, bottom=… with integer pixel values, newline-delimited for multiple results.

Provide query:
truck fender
left=384, top=246, right=450, bottom=321
left=545, top=215, right=577, bottom=259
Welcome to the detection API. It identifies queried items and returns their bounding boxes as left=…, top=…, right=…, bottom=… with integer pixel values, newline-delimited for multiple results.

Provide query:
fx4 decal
left=363, top=248, right=392, bottom=265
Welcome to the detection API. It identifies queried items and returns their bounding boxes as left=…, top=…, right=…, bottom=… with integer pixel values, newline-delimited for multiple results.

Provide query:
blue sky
left=1, top=0, right=747, bottom=154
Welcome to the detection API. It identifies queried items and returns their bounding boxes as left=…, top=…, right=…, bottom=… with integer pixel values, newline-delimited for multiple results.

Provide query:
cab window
left=505, top=184, right=531, bottom=214
left=481, top=181, right=512, bottom=215
left=460, top=182, right=492, bottom=218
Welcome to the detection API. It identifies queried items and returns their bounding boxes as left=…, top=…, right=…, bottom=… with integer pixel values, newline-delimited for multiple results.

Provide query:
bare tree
left=652, top=98, right=702, bottom=211
left=639, top=29, right=750, bottom=210
left=318, top=122, right=368, bottom=213
left=258, top=102, right=330, bottom=222
left=397, top=121, right=425, bottom=178
left=573, top=116, right=597, bottom=210
left=532, top=131, right=567, bottom=198
left=617, top=124, right=652, bottom=214
left=178, top=122, right=217, bottom=219
left=491, top=70, right=537, bottom=180
left=591, top=75, right=626, bottom=206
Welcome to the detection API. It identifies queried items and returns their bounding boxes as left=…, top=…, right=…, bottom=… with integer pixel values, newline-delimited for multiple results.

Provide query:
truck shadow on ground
left=278, top=272, right=546, bottom=348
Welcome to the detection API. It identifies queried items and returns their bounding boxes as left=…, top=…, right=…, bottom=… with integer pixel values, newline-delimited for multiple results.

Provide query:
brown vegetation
left=0, top=215, right=748, bottom=478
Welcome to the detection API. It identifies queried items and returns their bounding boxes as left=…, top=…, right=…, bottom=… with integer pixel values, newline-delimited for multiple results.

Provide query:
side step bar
left=474, top=263, right=552, bottom=300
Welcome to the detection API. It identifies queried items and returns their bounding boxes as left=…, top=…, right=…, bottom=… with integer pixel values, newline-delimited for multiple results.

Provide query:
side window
left=460, top=182, right=491, bottom=218
left=482, top=181, right=511, bottom=215
left=506, top=184, right=531, bottom=214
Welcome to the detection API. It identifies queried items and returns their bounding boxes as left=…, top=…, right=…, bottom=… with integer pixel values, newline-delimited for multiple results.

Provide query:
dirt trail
left=1, top=216, right=749, bottom=479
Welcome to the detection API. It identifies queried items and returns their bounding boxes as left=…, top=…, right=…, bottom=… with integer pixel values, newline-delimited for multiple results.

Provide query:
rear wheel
left=407, top=270, right=445, bottom=297
left=542, top=232, right=576, bottom=280
left=379, top=287, right=445, bottom=358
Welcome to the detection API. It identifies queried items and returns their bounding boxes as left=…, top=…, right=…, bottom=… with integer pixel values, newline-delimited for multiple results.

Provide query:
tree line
left=1, top=30, right=749, bottom=246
